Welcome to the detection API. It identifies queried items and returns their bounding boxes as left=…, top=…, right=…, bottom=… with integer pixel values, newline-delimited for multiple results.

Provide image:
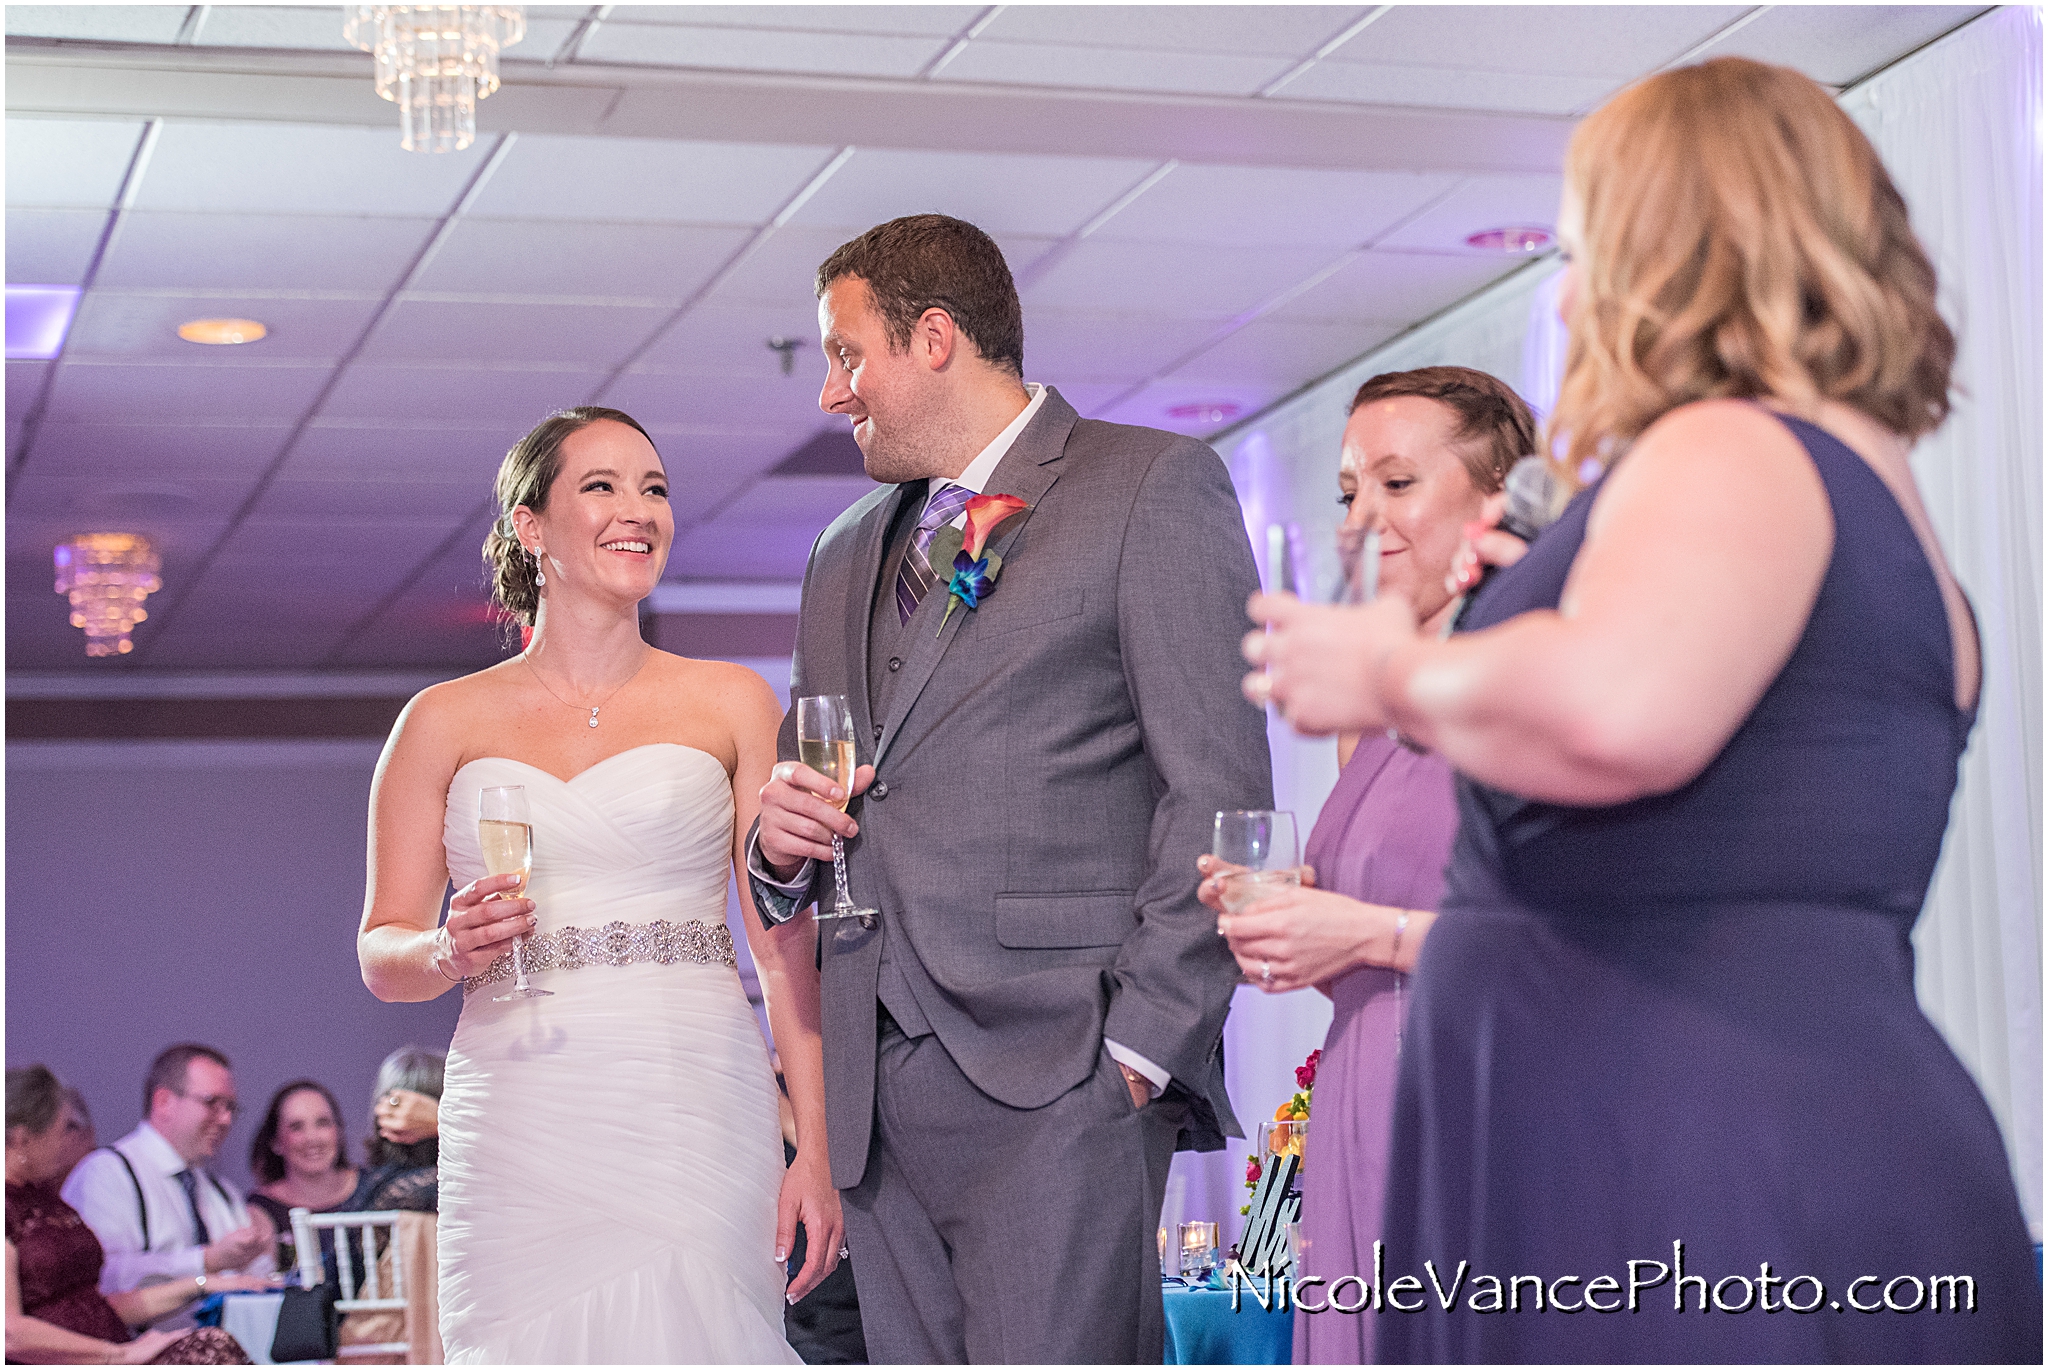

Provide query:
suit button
left=888, top=657, right=902, bottom=672
left=872, top=724, right=883, bottom=741
left=870, top=782, right=890, bottom=800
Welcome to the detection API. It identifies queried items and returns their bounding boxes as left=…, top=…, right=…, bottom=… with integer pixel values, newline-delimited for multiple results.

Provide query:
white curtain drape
left=1199, top=6, right=2042, bottom=1240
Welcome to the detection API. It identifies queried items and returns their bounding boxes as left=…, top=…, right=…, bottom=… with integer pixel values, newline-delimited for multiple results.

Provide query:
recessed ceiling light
left=1465, top=226, right=1554, bottom=254
left=178, top=317, right=268, bottom=345
left=1168, top=401, right=1241, bottom=424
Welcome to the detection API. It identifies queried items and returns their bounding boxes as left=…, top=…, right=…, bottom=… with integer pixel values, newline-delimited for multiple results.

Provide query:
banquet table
left=1162, top=1279, right=1294, bottom=1364
left=214, top=1290, right=294, bottom=1364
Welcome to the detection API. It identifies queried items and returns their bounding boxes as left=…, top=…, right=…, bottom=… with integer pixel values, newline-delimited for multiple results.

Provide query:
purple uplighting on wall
left=6, top=284, right=83, bottom=360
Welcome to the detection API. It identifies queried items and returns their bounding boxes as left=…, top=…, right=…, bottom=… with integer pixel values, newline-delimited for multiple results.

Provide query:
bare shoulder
left=383, top=660, right=522, bottom=772
left=643, top=651, right=783, bottom=770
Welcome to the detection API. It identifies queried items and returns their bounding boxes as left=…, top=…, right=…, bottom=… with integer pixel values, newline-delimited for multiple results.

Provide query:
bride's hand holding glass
left=1243, top=591, right=1420, bottom=736
left=431, top=873, right=536, bottom=981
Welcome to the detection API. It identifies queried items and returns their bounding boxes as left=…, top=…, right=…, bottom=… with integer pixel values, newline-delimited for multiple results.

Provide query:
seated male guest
left=63, top=1045, right=274, bottom=1329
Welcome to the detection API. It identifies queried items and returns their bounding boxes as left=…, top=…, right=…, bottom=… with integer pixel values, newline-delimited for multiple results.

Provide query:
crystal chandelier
left=54, top=533, right=161, bottom=657
left=343, top=6, right=525, bottom=154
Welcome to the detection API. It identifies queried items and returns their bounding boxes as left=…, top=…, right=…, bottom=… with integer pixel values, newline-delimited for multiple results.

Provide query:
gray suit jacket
left=754, top=387, right=1273, bottom=1189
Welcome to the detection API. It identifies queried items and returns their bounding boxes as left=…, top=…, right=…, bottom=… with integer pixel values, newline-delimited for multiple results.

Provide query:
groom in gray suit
left=749, top=214, right=1271, bottom=1363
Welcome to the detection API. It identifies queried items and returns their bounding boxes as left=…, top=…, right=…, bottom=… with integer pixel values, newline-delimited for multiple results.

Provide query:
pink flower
left=961, top=493, right=1028, bottom=559
left=1244, top=1154, right=1263, bottom=1188
left=1295, top=1048, right=1323, bottom=1091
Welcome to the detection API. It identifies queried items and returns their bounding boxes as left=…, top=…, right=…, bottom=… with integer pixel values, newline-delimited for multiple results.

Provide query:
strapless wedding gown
left=436, top=744, right=797, bottom=1364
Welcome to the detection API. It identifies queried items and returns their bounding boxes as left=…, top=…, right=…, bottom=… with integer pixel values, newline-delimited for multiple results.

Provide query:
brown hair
left=483, top=407, right=658, bottom=626
left=7, top=1065, right=63, bottom=1138
left=1549, top=56, right=1953, bottom=478
left=816, top=215, right=1025, bottom=377
left=249, top=1080, right=352, bottom=1184
left=1349, top=366, right=1537, bottom=494
left=144, top=1043, right=229, bottom=1117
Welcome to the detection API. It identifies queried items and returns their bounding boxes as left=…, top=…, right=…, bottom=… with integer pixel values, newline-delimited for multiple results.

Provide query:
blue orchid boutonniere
left=932, top=493, right=1030, bottom=635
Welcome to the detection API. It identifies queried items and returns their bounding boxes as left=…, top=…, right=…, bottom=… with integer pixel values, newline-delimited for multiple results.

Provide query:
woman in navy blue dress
left=1246, top=56, right=2038, bottom=1363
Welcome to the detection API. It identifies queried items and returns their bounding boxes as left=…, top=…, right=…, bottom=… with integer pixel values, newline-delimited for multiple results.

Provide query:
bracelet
left=1390, top=909, right=1410, bottom=970
left=431, top=927, right=463, bottom=982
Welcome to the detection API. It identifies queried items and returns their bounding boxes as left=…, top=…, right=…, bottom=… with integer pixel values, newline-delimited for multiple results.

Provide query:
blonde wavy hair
left=1548, top=57, right=1954, bottom=478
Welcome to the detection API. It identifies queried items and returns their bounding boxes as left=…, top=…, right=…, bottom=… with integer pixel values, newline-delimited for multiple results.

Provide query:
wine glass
left=1330, top=526, right=1381, bottom=604
left=480, top=785, right=550, bottom=1001
left=1211, top=810, right=1301, bottom=915
left=796, top=694, right=876, bottom=923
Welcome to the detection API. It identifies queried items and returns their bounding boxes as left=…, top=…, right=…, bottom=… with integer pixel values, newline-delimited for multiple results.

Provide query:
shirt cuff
left=744, top=829, right=815, bottom=929
left=1105, top=1040, right=1170, bottom=1099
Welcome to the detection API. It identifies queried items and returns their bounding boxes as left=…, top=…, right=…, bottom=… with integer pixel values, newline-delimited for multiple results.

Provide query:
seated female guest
left=7, top=1066, right=262, bottom=1365
left=247, top=1081, right=360, bottom=1241
left=361, top=1048, right=442, bottom=1213
left=1248, top=56, right=2037, bottom=1363
left=1198, top=366, right=1534, bottom=1366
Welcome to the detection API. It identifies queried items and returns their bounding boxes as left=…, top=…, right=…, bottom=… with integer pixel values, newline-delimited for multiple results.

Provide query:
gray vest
left=866, top=484, right=935, bottom=1037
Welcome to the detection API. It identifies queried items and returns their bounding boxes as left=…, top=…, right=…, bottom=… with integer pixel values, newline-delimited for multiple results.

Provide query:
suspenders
left=95, top=1144, right=233, bottom=1249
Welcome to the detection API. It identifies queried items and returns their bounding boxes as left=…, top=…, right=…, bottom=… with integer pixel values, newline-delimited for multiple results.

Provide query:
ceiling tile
left=934, top=42, right=1295, bottom=98
left=603, top=7, right=984, bottom=36
left=630, top=304, right=830, bottom=380
left=210, top=517, right=456, bottom=577
left=5, top=118, right=149, bottom=209
left=132, top=122, right=479, bottom=217
left=975, top=6, right=1368, bottom=57
left=1373, top=174, right=1566, bottom=254
left=407, top=219, right=753, bottom=301
left=5, top=6, right=188, bottom=42
left=7, top=360, right=54, bottom=406
left=1091, top=165, right=1460, bottom=249
left=1272, top=249, right=1527, bottom=324
left=256, top=474, right=490, bottom=523
left=67, top=292, right=382, bottom=361
left=191, top=5, right=357, bottom=51
left=7, top=209, right=107, bottom=285
left=7, top=469, right=256, bottom=523
left=358, top=299, right=672, bottom=367
left=1280, top=60, right=1620, bottom=115
left=96, top=212, right=436, bottom=293
left=578, top=22, right=951, bottom=78
left=703, top=225, right=1059, bottom=308
left=1696, top=6, right=1984, bottom=87
left=21, top=421, right=295, bottom=483
left=273, top=423, right=514, bottom=487
left=664, top=510, right=846, bottom=580
left=783, top=148, right=1162, bottom=238
left=1025, top=309, right=1215, bottom=384
left=45, top=360, right=332, bottom=423
left=467, top=135, right=839, bottom=225
left=321, top=363, right=600, bottom=425
left=1167, top=316, right=1399, bottom=388
left=603, top=370, right=831, bottom=432
left=1327, top=6, right=1747, bottom=79
left=650, top=425, right=825, bottom=495
left=1023, top=239, right=1340, bottom=317
left=711, top=473, right=875, bottom=529
left=1036, top=380, right=1138, bottom=419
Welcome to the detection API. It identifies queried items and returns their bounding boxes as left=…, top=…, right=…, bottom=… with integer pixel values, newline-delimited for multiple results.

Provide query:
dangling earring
left=532, top=547, right=546, bottom=588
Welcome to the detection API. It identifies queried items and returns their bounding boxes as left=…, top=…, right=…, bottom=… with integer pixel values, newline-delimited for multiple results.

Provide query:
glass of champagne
left=480, top=784, right=549, bottom=1001
left=796, top=694, right=876, bottom=923
left=1331, top=525, right=1381, bottom=604
left=1212, top=810, right=1302, bottom=915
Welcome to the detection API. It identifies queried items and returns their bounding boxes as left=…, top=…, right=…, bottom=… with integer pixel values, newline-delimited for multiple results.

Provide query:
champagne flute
left=480, top=785, right=550, bottom=1000
left=1212, top=810, right=1302, bottom=914
left=1331, top=525, right=1381, bottom=604
left=796, top=694, right=876, bottom=923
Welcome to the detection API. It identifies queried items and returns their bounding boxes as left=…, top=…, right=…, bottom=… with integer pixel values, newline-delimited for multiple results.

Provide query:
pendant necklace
left=523, top=647, right=648, bottom=729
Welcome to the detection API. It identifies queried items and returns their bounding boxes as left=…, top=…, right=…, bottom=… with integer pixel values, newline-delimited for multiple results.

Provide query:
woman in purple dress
left=1198, top=366, right=1536, bottom=1364
left=1250, top=58, right=2037, bottom=1363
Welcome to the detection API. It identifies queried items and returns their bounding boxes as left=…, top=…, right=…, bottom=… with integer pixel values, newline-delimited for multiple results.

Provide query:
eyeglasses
left=173, top=1090, right=239, bottom=1119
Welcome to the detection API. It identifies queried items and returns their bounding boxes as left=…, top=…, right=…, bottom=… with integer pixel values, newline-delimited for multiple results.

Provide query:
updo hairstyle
left=1348, top=366, right=1539, bottom=495
left=483, top=406, right=658, bottom=625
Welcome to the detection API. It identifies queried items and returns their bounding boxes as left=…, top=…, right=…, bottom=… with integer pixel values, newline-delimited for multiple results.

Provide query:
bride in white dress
left=357, top=407, right=838, bottom=1363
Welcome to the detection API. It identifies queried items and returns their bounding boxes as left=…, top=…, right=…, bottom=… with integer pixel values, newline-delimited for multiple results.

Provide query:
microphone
left=1450, top=457, right=1564, bottom=633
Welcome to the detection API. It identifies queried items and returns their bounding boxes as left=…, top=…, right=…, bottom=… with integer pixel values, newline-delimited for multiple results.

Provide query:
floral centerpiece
left=1241, top=1047, right=1319, bottom=1214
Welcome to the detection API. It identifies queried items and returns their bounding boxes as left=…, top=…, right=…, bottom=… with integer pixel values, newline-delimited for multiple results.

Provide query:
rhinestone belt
left=463, top=918, right=737, bottom=995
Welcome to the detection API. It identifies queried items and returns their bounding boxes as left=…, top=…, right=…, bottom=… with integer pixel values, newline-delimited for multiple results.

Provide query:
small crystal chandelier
left=54, top=533, right=161, bottom=657
left=343, top=6, right=525, bottom=154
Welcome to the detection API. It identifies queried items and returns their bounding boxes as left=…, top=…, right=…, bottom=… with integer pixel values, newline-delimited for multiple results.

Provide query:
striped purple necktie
left=895, top=483, right=976, bottom=624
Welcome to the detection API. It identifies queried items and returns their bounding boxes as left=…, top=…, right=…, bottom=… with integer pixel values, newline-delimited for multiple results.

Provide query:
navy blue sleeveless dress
left=1376, top=415, right=2039, bottom=1363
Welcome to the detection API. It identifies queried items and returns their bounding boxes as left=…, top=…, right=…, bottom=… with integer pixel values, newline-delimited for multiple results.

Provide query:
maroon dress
left=1291, top=735, right=1459, bottom=1364
left=5, top=1182, right=250, bottom=1364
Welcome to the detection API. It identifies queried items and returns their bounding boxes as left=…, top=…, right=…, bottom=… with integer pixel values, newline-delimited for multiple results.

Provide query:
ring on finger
left=1260, top=959, right=1273, bottom=988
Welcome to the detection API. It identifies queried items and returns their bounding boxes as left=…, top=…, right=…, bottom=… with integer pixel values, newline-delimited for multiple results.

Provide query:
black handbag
left=269, top=1281, right=340, bottom=1363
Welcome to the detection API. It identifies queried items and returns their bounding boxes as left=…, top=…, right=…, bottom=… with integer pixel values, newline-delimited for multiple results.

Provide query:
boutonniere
left=928, top=493, right=1030, bottom=635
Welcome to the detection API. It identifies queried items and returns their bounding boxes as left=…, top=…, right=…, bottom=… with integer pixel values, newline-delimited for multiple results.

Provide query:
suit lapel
left=848, top=482, right=913, bottom=752
left=875, top=388, right=1080, bottom=765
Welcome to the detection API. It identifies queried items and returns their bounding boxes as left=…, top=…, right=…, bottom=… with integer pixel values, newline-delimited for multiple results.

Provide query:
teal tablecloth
left=1162, top=1281, right=1293, bottom=1364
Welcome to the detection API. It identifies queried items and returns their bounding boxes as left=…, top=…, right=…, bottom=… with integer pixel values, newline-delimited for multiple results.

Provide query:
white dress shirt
left=749, top=379, right=1172, bottom=1098
left=62, top=1121, right=273, bottom=1315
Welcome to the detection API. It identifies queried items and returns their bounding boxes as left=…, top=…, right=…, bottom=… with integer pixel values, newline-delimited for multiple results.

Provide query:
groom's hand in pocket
left=758, top=762, right=874, bottom=878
